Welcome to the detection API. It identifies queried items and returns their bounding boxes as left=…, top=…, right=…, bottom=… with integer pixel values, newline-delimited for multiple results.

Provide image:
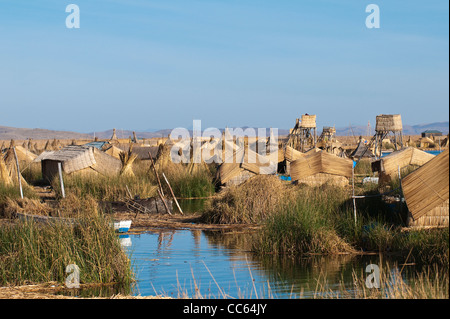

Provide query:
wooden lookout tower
left=286, top=114, right=317, bottom=152
left=373, top=114, right=403, bottom=158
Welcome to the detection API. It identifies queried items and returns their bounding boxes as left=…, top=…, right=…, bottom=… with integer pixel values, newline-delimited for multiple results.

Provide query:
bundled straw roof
left=290, top=150, right=353, bottom=182
left=41, top=145, right=121, bottom=180
left=300, top=114, right=316, bottom=128
left=350, top=140, right=374, bottom=159
left=401, top=149, right=449, bottom=223
left=375, top=114, right=403, bottom=132
left=284, top=145, right=305, bottom=162
left=216, top=145, right=277, bottom=186
left=375, top=147, right=435, bottom=178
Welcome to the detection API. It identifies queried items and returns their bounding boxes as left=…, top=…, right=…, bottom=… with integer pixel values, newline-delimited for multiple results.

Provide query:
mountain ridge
left=1, top=122, right=448, bottom=140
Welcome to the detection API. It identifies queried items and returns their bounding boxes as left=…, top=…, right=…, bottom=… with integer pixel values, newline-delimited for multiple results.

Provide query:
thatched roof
left=290, top=150, right=353, bottom=182
left=375, top=114, right=402, bottom=132
left=216, top=146, right=277, bottom=185
left=376, top=147, right=435, bottom=178
left=402, top=149, right=449, bottom=221
left=350, top=140, right=374, bottom=159
left=41, top=145, right=121, bottom=178
left=284, top=145, right=304, bottom=162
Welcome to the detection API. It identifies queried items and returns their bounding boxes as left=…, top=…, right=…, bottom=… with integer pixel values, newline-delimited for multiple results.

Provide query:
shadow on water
left=177, top=198, right=209, bottom=215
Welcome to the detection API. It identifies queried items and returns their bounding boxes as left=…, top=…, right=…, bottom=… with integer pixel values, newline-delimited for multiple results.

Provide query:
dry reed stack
left=119, top=144, right=137, bottom=177
left=110, top=128, right=119, bottom=144
left=0, top=155, right=12, bottom=185
left=154, top=141, right=176, bottom=171
left=402, top=148, right=449, bottom=227
left=290, top=150, right=353, bottom=187
left=1, top=147, right=29, bottom=187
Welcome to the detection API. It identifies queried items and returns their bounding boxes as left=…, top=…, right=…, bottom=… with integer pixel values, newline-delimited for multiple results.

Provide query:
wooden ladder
left=124, top=197, right=149, bottom=218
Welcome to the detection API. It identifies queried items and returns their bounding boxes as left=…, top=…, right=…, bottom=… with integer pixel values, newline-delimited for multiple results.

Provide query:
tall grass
left=0, top=215, right=133, bottom=287
left=51, top=161, right=215, bottom=201
left=317, top=264, right=449, bottom=299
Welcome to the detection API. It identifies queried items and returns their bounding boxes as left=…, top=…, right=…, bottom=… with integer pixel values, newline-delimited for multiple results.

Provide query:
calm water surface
left=122, top=229, right=414, bottom=299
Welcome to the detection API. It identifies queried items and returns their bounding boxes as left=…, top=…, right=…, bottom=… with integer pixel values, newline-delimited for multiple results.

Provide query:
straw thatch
left=103, top=144, right=123, bottom=159
left=402, top=149, right=449, bottom=227
left=350, top=139, right=375, bottom=160
left=0, top=155, right=12, bottom=185
left=284, top=145, right=304, bottom=163
left=154, top=142, right=176, bottom=171
left=419, top=137, right=435, bottom=148
left=216, top=145, right=277, bottom=186
left=375, top=114, right=403, bottom=132
left=110, top=128, right=119, bottom=143
left=373, top=147, right=435, bottom=185
left=300, top=114, right=316, bottom=128
left=1, top=147, right=29, bottom=186
left=290, top=150, right=352, bottom=187
left=119, top=145, right=137, bottom=177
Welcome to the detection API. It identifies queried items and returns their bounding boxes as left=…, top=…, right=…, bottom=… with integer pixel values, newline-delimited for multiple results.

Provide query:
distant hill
left=0, top=126, right=91, bottom=140
left=1, top=121, right=447, bottom=141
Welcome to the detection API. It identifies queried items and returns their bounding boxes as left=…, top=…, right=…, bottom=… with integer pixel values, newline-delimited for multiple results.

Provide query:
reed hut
left=290, top=150, right=353, bottom=187
left=215, top=145, right=277, bottom=187
left=282, top=145, right=305, bottom=175
left=401, top=149, right=449, bottom=227
left=371, top=147, right=435, bottom=186
left=40, top=145, right=122, bottom=181
left=350, top=138, right=375, bottom=161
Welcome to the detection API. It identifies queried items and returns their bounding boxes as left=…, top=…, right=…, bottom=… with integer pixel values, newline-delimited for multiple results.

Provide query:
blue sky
left=0, top=0, right=448, bottom=133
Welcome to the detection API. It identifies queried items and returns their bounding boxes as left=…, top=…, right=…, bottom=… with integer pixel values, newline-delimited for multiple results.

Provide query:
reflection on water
left=126, top=229, right=415, bottom=299
left=177, top=199, right=209, bottom=214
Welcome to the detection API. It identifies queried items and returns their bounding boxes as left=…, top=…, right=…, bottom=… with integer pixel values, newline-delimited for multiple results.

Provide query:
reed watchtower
left=373, top=114, right=404, bottom=158
left=286, top=114, right=317, bottom=152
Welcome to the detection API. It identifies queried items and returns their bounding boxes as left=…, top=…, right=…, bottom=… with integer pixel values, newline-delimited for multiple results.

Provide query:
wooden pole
left=157, top=188, right=171, bottom=215
left=58, top=162, right=65, bottom=199
left=148, top=152, right=164, bottom=197
left=12, top=147, right=23, bottom=199
left=162, top=172, right=184, bottom=215
left=352, top=165, right=357, bottom=227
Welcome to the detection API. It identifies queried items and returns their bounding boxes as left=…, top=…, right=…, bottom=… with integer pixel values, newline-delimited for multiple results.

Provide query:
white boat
left=113, top=220, right=132, bottom=233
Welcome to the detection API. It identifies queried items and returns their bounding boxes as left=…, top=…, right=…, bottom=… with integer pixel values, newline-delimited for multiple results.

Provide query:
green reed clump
left=0, top=214, right=133, bottom=287
left=52, top=173, right=158, bottom=202
left=163, top=168, right=215, bottom=199
left=253, top=184, right=355, bottom=255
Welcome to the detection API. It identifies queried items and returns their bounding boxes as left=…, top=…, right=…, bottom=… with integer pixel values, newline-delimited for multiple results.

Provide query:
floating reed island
left=1, top=114, right=449, bottom=296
